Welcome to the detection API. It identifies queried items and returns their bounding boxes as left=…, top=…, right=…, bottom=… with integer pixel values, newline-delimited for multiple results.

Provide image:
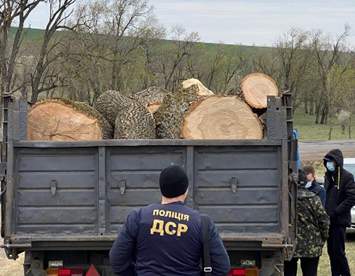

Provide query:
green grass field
left=297, top=236, right=355, bottom=275
left=294, top=111, right=355, bottom=141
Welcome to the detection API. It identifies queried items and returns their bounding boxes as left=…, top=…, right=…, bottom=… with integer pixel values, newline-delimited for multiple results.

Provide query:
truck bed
left=3, top=139, right=289, bottom=252
left=1, top=96, right=295, bottom=270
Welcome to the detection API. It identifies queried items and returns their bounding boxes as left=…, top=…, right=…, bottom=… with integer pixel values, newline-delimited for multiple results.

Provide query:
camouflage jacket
left=294, top=187, right=330, bottom=258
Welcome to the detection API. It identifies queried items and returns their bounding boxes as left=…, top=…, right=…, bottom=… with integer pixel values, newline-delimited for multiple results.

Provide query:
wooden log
left=94, top=90, right=133, bottom=125
left=240, top=73, right=279, bottom=109
left=154, top=84, right=201, bottom=139
left=155, top=85, right=263, bottom=139
left=114, top=102, right=156, bottom=139
left=27, top=99, right=113, bottom=141
left=131, top=86, right=170, bottom=114
left=182, top=96, right=263, bottom=139
left=182, top=78, right=214, bottom=96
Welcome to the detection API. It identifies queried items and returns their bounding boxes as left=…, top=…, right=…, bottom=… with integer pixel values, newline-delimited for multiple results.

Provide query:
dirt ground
left=0, top=250, right=23, bottom=276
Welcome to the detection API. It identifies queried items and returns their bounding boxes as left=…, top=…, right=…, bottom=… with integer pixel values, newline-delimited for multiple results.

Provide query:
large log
left=27, top=99, right=113, bottom=141
left=114, top=102, right=156, bottom=139
left=182, top=96, right=263, bottom=139
left=155, top=84, right=263, bottom=139
left=154, top=85, right=201, bottom=139
left=240, top=73, right=279, bottom=109
left=94, top=90, right=133, bottom=125
left=131, top=86, right=170, bottom=114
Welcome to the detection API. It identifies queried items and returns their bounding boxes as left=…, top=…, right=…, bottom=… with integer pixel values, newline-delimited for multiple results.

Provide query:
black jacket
left=307, top=181, right=326, bottom=207
left=324, top=149, right=355, bottom=226
left=109, top=202, right=230, bottom=276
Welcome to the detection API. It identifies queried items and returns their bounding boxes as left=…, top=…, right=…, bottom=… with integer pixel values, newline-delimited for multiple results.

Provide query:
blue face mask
left=326, top=161, right=336, bottom=172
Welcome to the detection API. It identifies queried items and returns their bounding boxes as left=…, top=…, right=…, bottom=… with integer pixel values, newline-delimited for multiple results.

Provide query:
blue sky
left=27, top=0, right=355, bottom=46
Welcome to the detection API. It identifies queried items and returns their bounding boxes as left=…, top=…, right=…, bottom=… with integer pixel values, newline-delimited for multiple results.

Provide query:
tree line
left=1, top=0, right=354, bottom=125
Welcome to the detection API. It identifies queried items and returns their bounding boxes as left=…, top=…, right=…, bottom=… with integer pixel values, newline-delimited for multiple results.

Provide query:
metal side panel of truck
left=0, top=95, right=297, bottom=276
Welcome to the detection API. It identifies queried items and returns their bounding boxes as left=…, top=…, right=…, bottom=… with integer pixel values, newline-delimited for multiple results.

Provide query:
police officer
left=324, top=149, right=355, bottom=276
left=110, top=165, right=230, bottom=276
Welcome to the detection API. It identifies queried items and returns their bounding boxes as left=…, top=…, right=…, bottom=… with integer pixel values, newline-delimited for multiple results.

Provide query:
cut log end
left=28, top=99, right=112, bottom=141
left=147, top=102, right=161, bottom=114
left=240, top=73, right=279, bottom=109
left=181, top=96, right=263, bottom=139
left=182, top=78, right=214, bottom=96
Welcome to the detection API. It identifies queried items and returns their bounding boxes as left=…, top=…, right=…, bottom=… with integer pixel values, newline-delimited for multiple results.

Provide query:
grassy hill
left=11, top=26, right=273, bottom=56
left=10, top=27, right=44, bottom=41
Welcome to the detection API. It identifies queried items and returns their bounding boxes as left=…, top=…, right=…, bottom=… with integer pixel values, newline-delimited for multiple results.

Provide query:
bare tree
left=149, top=26, right=199, bottom=91
left=62, top=0, right=158, bottom=103
left=105, top=0, right=153, bottom=90
left=30, top=0, right=77, bottom=103
left=205, top=46, right=224, bottom=89
left=252, top=52, right=280, bottom=82
left=0, top=0, right=42, bottom=97
left=275, top=29, right=312, bottom=111
left=311, top=26, right=350, bottom=124
left=220, top=49, right=249, bottom=94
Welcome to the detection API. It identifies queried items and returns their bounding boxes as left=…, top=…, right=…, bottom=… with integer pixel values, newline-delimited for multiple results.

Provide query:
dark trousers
left=284, top=257, right=319, bottom=276
left=327, top=224, right=351, bottom=276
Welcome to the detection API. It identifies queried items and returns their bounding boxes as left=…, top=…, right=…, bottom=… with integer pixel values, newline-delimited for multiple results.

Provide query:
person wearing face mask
left=323, top=149, right=355, bottom=276
left=303, top=166, right=326, bottom=206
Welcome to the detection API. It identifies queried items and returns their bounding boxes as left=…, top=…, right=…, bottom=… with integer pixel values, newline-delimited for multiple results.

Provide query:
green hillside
left=10, top=27, right=44, bottom=41
left=10, top=27, right=273, bottom=56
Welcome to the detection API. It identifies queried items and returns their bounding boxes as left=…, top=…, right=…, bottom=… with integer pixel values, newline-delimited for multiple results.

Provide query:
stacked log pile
left=27, top=73, right=279, bottom=141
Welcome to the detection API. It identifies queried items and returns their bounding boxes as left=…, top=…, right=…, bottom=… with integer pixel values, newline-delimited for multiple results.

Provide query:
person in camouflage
left=284, top=171, right=330, bottom=276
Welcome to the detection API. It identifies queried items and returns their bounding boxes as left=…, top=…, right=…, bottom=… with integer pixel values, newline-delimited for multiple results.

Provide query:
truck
left=1, top=93, right=298, bottom=276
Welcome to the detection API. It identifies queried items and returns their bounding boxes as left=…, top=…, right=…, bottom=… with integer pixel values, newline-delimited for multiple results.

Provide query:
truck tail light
left=228, top=268, right=246, bottom=276
left=56, top=267, right=83, bottom=276
left=228, top=268, right=259, bottom=276
left=58, top=268, right=71, bottom=276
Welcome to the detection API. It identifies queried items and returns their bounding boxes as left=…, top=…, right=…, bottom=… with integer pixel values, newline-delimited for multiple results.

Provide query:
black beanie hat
left=159, top=165, right=189, bottom=198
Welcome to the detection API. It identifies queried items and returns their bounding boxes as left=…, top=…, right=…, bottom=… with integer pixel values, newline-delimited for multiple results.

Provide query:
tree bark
left=154, top=84, right=201, bottom=139
left=94, top=90, right=134, bottom=126
left=130, top=86, right=170, bottom=114
left=114, top=102, right=156, bottom=139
